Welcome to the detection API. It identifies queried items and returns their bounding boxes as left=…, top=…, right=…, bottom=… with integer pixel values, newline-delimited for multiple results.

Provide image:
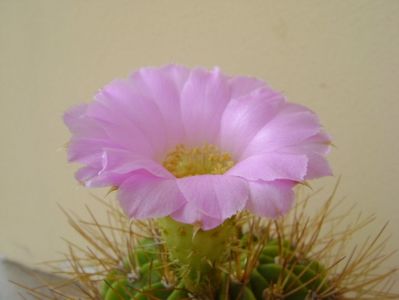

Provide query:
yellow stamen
left=162, top=144, right=235, bottom=178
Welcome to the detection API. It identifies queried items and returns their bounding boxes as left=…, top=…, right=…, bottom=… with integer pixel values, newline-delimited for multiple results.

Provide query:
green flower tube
left=158, top=217, right=237, bottom=296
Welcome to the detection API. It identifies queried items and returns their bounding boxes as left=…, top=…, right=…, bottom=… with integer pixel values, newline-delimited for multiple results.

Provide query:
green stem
left=158, top=217, right=237, bottom=296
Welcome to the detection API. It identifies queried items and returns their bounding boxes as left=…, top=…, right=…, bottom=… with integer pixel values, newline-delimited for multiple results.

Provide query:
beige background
left=1, top=0, right=399, bottom=292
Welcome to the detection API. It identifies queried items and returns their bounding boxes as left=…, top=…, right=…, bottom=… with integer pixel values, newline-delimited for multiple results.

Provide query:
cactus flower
left=64, top=65, right=331, bottom=230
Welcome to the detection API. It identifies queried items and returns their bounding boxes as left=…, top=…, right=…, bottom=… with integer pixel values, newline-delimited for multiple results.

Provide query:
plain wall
left=1, top=0, right=398, bottom=292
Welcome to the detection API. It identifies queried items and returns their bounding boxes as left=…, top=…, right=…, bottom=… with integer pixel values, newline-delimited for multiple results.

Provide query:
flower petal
left=227, top=153, right=308, bottom=182
left=247, top=180, right=295, bottom=218
left=282, top=132, right=332, bottom=156
left=180, top=67, right=231, bottom=146
left=67, top=137, right=112, bottom=165
left=75, top=165, right=99, bottom=183
left=100, top=148, right=171, bottom=177
left=171, top=175, right=249, bottom=229
left=170, top=201, right=223, bottom=231
left=64, top=105, right=110, bottom=146
left=305, top=153, right=333, bottom=179
left=228, top=76, right=266, bottom=99
left=118, top=171, right=185, bottom=219
left=219, top=88, right=284, bottom=158
left=276, top=132, right=332, bottom=179
left=86, top=149, right=173, bottom=187
left=90, top=79, right=168, bottom=157
left=241, top=103, right=322, bottom=158
left=130, top=65, right=189, bottom=149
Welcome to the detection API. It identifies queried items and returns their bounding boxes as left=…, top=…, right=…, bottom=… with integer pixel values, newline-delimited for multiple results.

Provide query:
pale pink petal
left=63, top=104, right=88, bottom=133
left=130, top=65, right=189, bottom=149
left=219, top=88, right=284, bottom=158
left=228, top=76, right=266, bottom=99
left=100, top=148, right=172, bottom=178
left=91, top=79, right=168, bottom=157
left=246, top=180, right=295, bottom=218
left=67, top=137, right=111, bottom=165
left=241, top=103, right=321, bottom=158
left=277, top=132, right=332, bottom=179
left=67, top=133, right=150, bottom=166
left=309, top=132, right=332, bottom=155
left=118, top=171, right=185, bottom=219
left=83, top=149, right=173, bottom=187
left=282, top=132, right=332, bottom=156
left=75, top=164, right=131, bottom=187
left=170, top=201, right=223, bottom=231
left=96, top=119, right=155, bottom=156
left=75, top=166, right=98, bottom=183
left=304, top=153, right=333, bottom=179
left=85, top=173, right=131, bottom=187
left=180, top=67, right=231, bottom=146
left=65, top=104, right=155, bottom=158
left=64, top=104, right=106, bottom=138
left=68, top=140, right=171, bottom=188
left=172, top=175, right=249, bottom=229
left=227, top=153, right=308, bottom=182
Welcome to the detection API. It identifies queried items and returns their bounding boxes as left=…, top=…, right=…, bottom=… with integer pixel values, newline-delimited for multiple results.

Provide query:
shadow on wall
left=0, top=257, right=82, bottom=300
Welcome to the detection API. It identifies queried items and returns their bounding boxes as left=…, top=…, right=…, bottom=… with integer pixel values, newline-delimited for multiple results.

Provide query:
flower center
left=163, top=144, right=235, bottom=178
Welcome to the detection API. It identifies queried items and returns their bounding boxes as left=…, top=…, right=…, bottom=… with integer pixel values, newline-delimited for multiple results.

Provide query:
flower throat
left=163, top=144, right=234, bottom=178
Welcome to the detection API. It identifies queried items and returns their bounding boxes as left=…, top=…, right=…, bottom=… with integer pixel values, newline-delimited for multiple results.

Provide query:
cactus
left=100, top=229, right=333, bottom=300
left=31, top=189, right=397, bottom=300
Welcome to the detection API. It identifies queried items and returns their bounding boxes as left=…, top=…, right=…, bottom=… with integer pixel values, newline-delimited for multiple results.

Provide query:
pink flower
left=64, top=65, right=331, bottom=230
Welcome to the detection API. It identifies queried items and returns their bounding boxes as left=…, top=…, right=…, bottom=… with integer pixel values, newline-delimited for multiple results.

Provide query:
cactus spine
left=100, top=234, right=333, bottom=300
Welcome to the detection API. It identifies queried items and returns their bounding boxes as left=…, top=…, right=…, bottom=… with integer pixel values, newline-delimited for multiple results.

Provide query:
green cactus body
left=165, top=283, right=188, bottom=300
left=229, top=283, right=257, bottom=300
left=100, top=233, right=332, bottom=300
left=124, top=238, right=159, bottom=270
left=133, top=282, right=172, bottom=300
left=249, top=269, right=268, bottom=299
left=254, top=240, right=330, bottom=299
left=104, top=279, right=134, bottom=300
left=100, top=269, right=125, bottom=299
